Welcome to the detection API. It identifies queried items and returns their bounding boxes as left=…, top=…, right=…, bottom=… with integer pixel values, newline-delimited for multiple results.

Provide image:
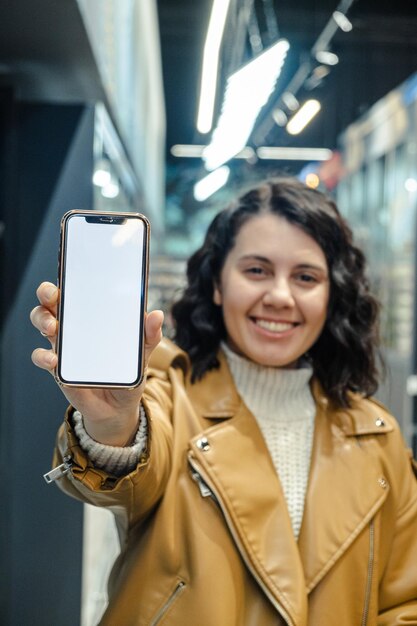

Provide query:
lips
left=254, top=319, right=298, bottom=333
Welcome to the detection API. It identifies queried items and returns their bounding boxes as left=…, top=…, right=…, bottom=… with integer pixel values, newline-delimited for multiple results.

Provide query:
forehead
left=229, top=213, right=326, bottom=264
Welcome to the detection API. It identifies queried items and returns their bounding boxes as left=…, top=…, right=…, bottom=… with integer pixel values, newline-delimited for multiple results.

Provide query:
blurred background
left=1, top=0, right=417, bottom=624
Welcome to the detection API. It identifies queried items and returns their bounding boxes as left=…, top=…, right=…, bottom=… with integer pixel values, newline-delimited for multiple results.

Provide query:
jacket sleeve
left=52, top=366, right=176, bottom=537
left=377, top=442, right=417, bottom=624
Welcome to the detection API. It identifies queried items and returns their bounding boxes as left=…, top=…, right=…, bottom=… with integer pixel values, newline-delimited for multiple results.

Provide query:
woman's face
left=213, top=213, right=330, bottom=368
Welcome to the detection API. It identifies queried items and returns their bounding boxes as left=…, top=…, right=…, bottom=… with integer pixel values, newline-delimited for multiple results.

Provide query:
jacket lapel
left=187, top=353, right=308, bottom=625
left=298, top=385, right=391, bottom=592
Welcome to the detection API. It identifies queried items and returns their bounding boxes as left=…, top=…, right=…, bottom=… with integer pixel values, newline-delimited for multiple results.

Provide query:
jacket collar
left=186, top=347, right=393, bottom=436
left=185, top=349, right=241, bottom=418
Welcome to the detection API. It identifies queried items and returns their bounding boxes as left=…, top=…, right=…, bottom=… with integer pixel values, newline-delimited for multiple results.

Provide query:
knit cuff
left=73, top=405, right=148, bottom=476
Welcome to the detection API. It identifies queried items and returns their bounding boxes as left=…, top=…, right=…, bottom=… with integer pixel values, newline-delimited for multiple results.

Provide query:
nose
left=262, top=277, right=295, bottom=308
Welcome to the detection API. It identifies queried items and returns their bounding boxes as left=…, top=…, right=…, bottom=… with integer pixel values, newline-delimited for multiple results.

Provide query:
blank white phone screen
left=59, top=215, right=145, bottom=385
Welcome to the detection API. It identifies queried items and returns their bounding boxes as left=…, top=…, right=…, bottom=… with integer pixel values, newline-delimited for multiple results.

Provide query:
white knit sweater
left=73, top=405, right=148, bottom=476
left=221, top=343, right=315, bottom=538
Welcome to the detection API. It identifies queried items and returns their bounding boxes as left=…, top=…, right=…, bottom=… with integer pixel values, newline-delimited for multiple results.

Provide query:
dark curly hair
left=171, top=177, right=381, bottom=407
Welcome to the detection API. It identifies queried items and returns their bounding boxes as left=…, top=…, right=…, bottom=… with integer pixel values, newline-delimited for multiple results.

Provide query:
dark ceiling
left=0, top=0, right=105, bottom=103
left=157, top=0, right=417, bottom=160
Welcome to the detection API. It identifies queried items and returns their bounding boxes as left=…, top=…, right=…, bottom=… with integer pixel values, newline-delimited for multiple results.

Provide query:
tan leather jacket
left=54, top=339, right=417, bottom=626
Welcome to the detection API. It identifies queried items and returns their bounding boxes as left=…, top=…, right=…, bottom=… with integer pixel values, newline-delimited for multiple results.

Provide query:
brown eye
left=297, top=273, right=317, bottom=283
left=245, top=266, right=266, bottom=276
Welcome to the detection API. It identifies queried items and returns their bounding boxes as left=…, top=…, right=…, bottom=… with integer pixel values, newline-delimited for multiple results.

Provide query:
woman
left=31, top=178, right=417, bottom=626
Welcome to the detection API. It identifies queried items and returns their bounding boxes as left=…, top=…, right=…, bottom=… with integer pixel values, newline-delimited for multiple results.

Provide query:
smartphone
left=55, top=210, right=150, bottom=388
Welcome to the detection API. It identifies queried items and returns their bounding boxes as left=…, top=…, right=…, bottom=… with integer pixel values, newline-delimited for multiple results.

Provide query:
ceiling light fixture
left=101, top=181, right=120, bottom=199
left=282, top=91, right=299, bottom=111
left=405, top=178, right=417, bottom=193
left=272, top=108, right=288, bottom=126
left=313, top=65, right=331, bottom=80
left=315, top=50, right=339, bottom=66
left=92, top=158, right=111, bottom=187
left=333, top=10, right=353, bottom=32
left=286, top=99, right=321, bottom=135
left=203, top=39, right=290, bottom=171
left=196, top=0, right=232, bottom=134
left=93, top=168, right=111, bottom=187
left=305, top=173, right=320, bottom=189
left=254, top=0, right=355, bottom=144
left=257, top=147, right=332, bottom=161
left=194, top=166, right=230, bottom=201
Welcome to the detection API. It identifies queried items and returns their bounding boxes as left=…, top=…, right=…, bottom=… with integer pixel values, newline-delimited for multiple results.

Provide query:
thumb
left=144, top=310, right=164, bottom=362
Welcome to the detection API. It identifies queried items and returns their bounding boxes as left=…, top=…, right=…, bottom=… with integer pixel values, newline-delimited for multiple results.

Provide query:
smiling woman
left=32, top=176, right=417, bottom=626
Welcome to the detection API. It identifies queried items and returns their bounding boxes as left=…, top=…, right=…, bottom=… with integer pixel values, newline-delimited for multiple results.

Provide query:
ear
left=213, top=285, right=222, bottom=306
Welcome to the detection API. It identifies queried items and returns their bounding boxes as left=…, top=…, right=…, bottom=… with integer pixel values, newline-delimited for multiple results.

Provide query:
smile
left=254, top=319, right=298, bottom=333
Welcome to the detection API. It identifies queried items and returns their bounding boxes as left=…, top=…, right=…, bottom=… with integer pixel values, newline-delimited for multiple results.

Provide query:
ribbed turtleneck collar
left=221, top=342, right=314, bottom=423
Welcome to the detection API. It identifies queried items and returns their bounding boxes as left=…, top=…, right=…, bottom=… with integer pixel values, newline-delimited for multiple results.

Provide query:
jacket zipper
left=188, top=456, right=293, bottom=626
left=149, top=581, right=186, bottom=626
left=361, top=520, right=375, bottom=626
left=43, top=455, right=73, bottom=484
left=190, top=467, right=214, bottom=498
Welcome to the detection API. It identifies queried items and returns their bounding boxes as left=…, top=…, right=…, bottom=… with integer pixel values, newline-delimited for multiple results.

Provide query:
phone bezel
left=55, top=209, right=150, bottom=389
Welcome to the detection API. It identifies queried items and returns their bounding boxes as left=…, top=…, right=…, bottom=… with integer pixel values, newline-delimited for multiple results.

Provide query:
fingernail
left=45, top=285, right=56, bottom=300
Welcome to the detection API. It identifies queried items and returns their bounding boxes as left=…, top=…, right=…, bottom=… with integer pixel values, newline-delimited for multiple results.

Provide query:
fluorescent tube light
left=171, top=144, right=255, bottom=159
left=171, top=144, right=207, bottom=157
left=286, top=100, right=321, bottom=136
left=196, top=0, right=232, bottom=134
left=257, top=147, right=332, bottom=161
left=203, top=39, right=289, bottom=171
left=194, top=166, right=230, bottom=201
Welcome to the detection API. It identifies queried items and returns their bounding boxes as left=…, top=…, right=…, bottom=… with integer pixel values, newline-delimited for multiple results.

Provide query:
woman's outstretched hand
left=30, top=281, right=164, bottom=446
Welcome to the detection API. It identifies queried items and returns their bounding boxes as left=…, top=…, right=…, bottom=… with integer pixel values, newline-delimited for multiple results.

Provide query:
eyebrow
left=238, top=255, right=328, bottom=274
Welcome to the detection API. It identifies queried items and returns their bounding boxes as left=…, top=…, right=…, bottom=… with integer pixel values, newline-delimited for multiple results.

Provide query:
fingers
left=36, top=282, right=59, bottom=316
left=30, top=305, right=57, bottom=339
left=31, top=282, right=59, bottom=348
left=144, top=310, right=164, bottom=362
left=145, top=310, right=164, bottom=343
left=31, top=347, right=57, bottom=373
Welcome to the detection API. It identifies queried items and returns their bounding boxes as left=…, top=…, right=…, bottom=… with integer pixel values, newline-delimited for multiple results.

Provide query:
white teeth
left=255, top=320, right=294, bottom=332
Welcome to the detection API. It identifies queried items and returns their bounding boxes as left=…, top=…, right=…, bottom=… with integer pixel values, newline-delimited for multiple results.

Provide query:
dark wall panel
left=1, top=99, right=83, bottom=328
left=0, top=104, right=95, bottom=626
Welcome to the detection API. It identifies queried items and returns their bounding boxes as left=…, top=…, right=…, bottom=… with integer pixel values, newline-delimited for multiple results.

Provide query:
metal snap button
left=196, top=437, right=211, bottom=452
left=375, top=418, right=385, bottom=427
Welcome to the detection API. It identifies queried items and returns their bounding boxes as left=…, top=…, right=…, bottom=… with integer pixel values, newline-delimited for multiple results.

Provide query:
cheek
left=304, top=289, right=329, bottom=325
left=315, top=295, right=330, bottom=326
left=225, top=281, right=261, bottom=314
